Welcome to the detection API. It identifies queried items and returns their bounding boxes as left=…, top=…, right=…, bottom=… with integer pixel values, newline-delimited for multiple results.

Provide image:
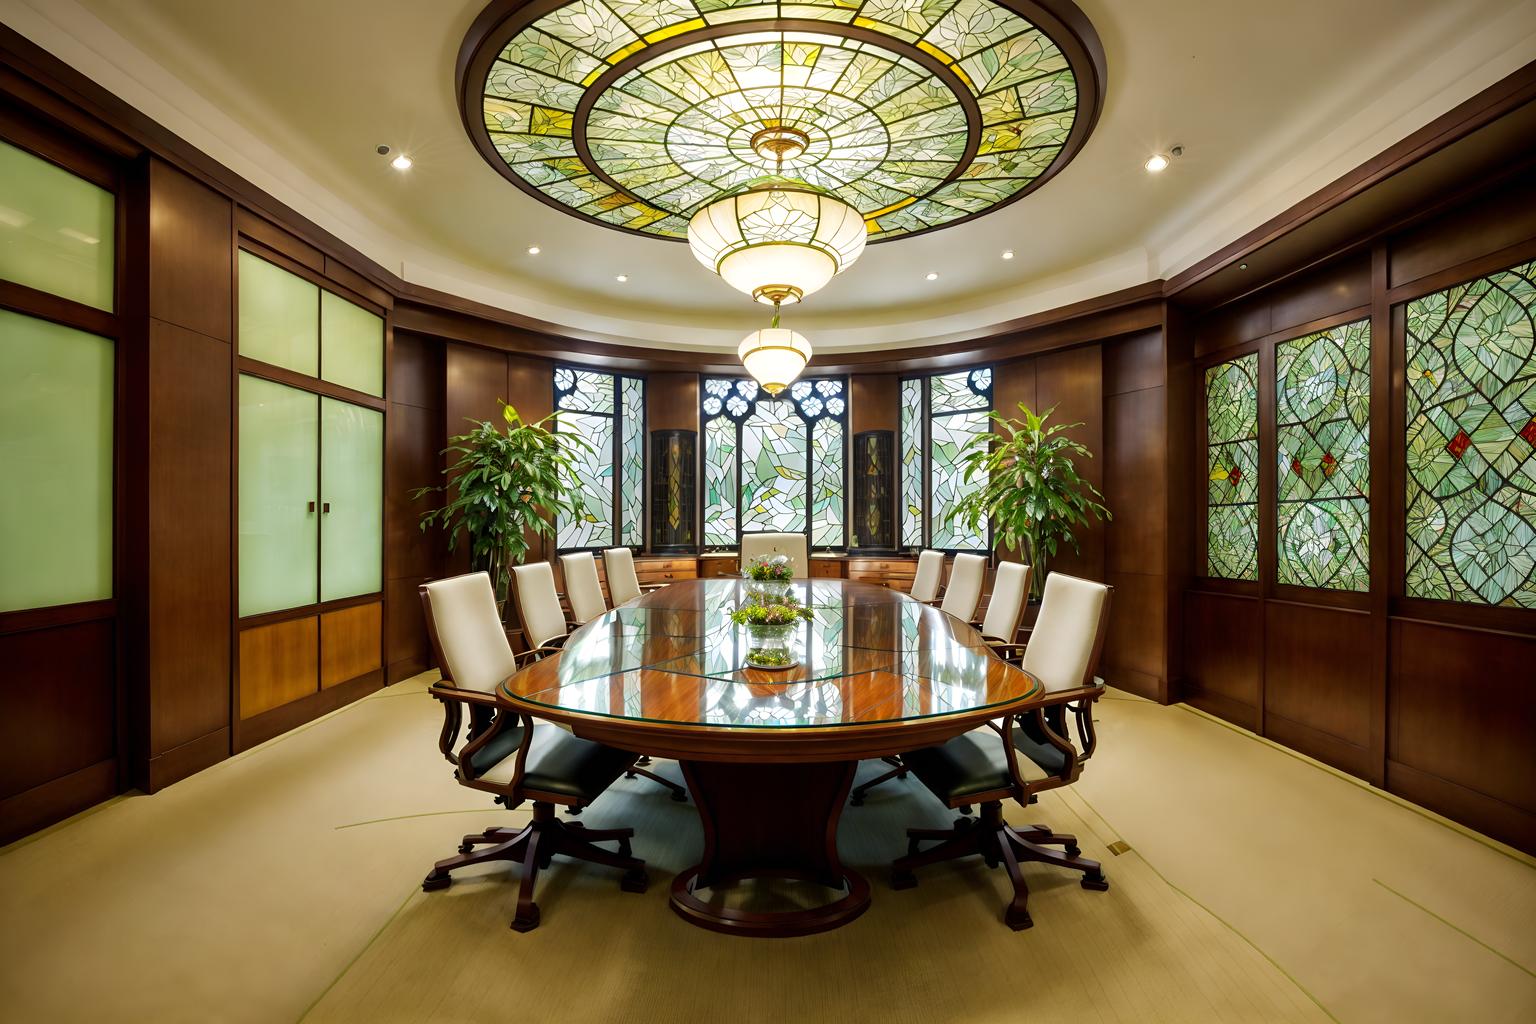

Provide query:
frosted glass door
left=319, top=398, right=382, bottom=601
left=239, top=375, right=318, bottom=616
left=239, top=251, right=318, bottom=376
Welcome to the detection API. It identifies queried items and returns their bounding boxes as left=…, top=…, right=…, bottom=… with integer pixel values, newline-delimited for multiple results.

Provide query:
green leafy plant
left=743, top=554, right=795, bottom=582
left=954, top=403, right=1111, bottom=601
left=730, top=598, right=814, bottom=627
left=414, top=401, right=593, bottom=616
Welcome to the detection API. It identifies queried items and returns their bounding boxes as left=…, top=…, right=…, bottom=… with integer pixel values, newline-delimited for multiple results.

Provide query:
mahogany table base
left=670, top=760, right=871, bottom=937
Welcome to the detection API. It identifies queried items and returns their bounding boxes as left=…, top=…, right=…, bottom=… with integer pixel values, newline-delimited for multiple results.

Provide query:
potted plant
left=730, top=595, right=813, bottom=670
left=742, top=553, right=795, bottom=604
left=414, top=401, right=593, bottom=618
left=953, top=403, right=1111, bottom=603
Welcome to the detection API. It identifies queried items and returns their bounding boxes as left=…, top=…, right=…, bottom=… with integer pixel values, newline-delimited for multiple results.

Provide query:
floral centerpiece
left=730, top=595, right=813, bottom=670
left=742, top=553, right=795, bottom=604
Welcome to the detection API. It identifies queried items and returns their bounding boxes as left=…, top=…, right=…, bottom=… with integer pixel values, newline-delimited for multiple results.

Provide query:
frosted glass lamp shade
left=689, top=187, right=866, bottom=304
left=738, top=329, right=812, bottom=396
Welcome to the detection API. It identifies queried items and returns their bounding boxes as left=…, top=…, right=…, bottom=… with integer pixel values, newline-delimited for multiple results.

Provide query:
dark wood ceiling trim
left=1165, top=58, right=1536, bottom=298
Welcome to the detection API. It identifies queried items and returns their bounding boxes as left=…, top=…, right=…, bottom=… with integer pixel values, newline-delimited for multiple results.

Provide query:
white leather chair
left=892, top=573, right=1114, bottom=930
left=740, top=532, right=809, bottom=577
left=417, top=571, right=650, bottom=931
left=511, top=561, right=572, bottom=654
left=909, top=549, right=946, bottom=603
left=603, top=547, right=653, bottom=606
left=559, top=551, right=607, bottom=625
left=939, top=552, right=987, bottom=621
left=978, top=561, right=1032, bottom=658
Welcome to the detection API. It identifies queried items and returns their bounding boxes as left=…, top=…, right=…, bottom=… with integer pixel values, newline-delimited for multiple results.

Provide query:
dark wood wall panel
left=445, top=342, right=510, bottom=434
left=1103, top=385, right=1166, bottom=576
left=1034, top=344, right=1104, bottom=583
left=1182, top=592, right=1261, bottom=731
left=851, top=373, right=898, bottom=433
left=1102, top=571, right=1165, bottom=696
left=648, top=372, right=698, bottom=431
left=1194, top=254, right=1369, bottom=358
left=0, top=619, right=115, bottom=801
left=1263, top=603, right=1371, bottom=776
left=147, top=158, right=232, bottom=341
left=1389, top=173, right=1536, bottom=289
left=385, top=331, right=444, bottom=682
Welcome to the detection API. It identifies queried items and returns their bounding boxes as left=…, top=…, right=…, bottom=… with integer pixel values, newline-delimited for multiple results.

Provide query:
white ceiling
left=7, top=0, right=1536, bottom=350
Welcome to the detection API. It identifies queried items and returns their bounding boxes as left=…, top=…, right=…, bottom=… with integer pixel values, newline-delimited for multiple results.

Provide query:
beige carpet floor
left=1, top=675, right=1531, bottom=1024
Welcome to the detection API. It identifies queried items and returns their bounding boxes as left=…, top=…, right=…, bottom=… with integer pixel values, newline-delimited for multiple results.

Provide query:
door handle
left=322, top=502, right=331, bottom=514
left=307, top=501, right=316, bottom=513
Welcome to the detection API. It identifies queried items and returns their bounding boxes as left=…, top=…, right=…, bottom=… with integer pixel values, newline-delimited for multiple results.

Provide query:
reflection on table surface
left=500, top=579, right=1039, bottom=730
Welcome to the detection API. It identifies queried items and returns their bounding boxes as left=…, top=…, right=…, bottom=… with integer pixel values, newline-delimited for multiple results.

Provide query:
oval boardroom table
left=498, top=577, right=1044, bottom=937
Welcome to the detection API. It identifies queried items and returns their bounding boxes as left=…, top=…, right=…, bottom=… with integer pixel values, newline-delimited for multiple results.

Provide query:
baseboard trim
left=1386, top=759, right=1536, bottom=856
left=1263, top=712, right=1369, bottom=780
left=144, top=728, right=230, bottom=793
left=234, top=671, right=382, bottom=753
left=1181, top=688, right=1258, bottom=732
left=0, top=758, right=118, bottom=846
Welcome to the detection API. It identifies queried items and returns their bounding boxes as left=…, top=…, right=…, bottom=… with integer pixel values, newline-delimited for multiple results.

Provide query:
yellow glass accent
left=916, top=40, right=956, bottom=65
left=0, top=311, right=113, bottom=613
left=607, top=39, right=648, bottom=64
left=865, top=195, right=917, bottom=218
left=530, top=107, right=574, bottom=136
left=0, top=139, right=114, bottom=311
left=645, top=18, right=705, bottom=43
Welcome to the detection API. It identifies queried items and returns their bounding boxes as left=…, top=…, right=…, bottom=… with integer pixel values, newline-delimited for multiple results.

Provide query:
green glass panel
left=0, top=311, right=113, bottom=612
left=741, top=397, right=807, bottom=534
left=619, top=376, right=645, bottom=546
left=239, top=251, right=318, bottom=376
left=320, top=290, right=383, bottom=397
left=930, top=409, right=990, bottom=550
left=555, top=366, right=616, bottom=413
left=702, top=413, right=737, bottom=547
left=0, top=140, right=114, bottom=311
left=1206, top=354, right=1260, bottom=580
left=811, top=416, right=844, bottom=547
left=1276, top=319, right=1371, bottom=591
left=320, top=398, right=383, bottom=602
left=900, top=377, right=923, bottom=546
left=557, top=411, right=615, bottom=549
left=1405, top=259, right=1536, bottom=607
left=239, top=375, right=318, bottom=616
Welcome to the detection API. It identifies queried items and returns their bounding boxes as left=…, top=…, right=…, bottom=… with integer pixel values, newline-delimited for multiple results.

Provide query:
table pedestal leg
left=670, top=760, right=871, bottom=937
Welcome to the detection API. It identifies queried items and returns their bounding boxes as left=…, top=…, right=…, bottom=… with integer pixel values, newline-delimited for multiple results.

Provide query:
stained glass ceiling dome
left=457, top=0, right=1105, bottom=243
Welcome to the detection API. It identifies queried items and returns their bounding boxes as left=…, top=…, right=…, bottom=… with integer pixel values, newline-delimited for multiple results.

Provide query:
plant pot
left=744, top=579, right=793, bottom=604
left=744, top=621, right=797, bottom=670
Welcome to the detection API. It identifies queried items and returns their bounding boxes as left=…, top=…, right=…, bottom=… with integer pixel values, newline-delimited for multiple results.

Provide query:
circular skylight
left=458, top=0, right=1104, bottom=243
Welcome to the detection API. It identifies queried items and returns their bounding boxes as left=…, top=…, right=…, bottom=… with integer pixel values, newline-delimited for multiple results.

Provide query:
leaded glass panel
left=930, top=368, right=990, bottom=413
left=1275, top=319, right=1370, bottom=591
left=557, top=411, right=614, bottom=550
left=900, top=376, right=923, bottom=546
left=741, top=398, right=808, bottom=534
left=812, top=417, right=845, bottom=546
left=1206, top=354, right=1259, bottom=580
left=703, top=414, right=737, bottom=547
left=930, top=410, right=990, bottom=550
left=620, top=376, right=645, bottom=546
left=1405, top=259, right=1536, bottom=607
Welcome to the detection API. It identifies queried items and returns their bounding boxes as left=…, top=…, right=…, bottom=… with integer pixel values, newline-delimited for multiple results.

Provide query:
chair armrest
left=513, top=642, right=567, bottom=667
left=985, top=640, right=1029, bottom=663
left=428, top=683, right=500, bottom=707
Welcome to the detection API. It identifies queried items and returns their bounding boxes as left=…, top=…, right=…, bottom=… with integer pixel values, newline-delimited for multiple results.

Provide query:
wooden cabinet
left=698, top=555, right=738, bottom=579
left=846, top=557, right=917, bottom=592
left=810, top=558, right=845, bottom=579
left=239, top=617, right=319, bottom=719
left=320, top=603, right=382, bottom=688
left=634, top=557, right=698, bottom=587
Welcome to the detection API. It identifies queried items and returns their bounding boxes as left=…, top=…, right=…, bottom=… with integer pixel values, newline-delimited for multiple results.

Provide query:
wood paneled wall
left=1179, top=174, right=1536, bottom=852
left=385, top=330, right=445, bottom=682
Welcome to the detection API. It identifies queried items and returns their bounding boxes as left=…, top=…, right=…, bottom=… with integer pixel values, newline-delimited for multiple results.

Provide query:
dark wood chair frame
left=890, top=586, right=1114, bottom=931
left=417, top=584, right=656, bottom=932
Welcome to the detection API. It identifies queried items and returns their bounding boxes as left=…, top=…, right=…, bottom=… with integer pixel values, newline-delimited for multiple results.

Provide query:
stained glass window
left=469, top=0, right=1089, bottom=241
left=1275, top=319, right=1371, bottom=591
left=1206, top=354, right=1259, bottom=580
left=901, top=367, right=993, bottom=551
left=701, top=375, right=847, bottom=549
left=1405, top=259, right=1536, bottom=607
left=554, top=366, right=645, bottom=550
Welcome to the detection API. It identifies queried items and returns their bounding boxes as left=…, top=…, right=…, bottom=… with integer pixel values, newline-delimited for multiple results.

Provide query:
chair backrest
left=512, top=562, right=568, bottom=650
left=419, top=572, right=518, bottom=694
left=559, top=551, right=607, bottom=625
left=1023, top=572, right=1111, bottom=693
left=940, top=553, right=987, bottom=621
left=603, top=547, right=641, bottom=606
left=980, top=561, right=1031, bottom=642
left=740, top=532, right=808, bottom=577
left=910, top=549, right=945, bottom=602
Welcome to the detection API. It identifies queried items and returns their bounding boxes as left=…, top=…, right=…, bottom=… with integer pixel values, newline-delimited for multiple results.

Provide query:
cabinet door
left=319, top=397, right=382, bottom=602
left=238, top=375, right=318, bottom=616
left=238, top=251, right=318, bottom=376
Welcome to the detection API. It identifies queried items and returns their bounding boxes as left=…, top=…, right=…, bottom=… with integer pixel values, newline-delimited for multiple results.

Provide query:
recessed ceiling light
left=925, top=272, right=938, bottom=281
left=1001, top=250, right=1014, bottom=260
left=391, top=153, right=413, bottom=171
left=616, top=274, right=629, bottom=283
left=527, top=245, right=541, bottom=255
left=1144, top=153, right=1169, bottom=173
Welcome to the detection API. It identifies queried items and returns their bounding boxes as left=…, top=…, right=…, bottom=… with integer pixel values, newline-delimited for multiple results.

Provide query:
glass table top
left=499, top=579, right=1040, bottom=730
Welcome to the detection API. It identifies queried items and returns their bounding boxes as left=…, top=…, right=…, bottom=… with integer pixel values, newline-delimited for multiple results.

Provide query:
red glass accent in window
left=1228, top=467, right=1243, bottom=487
left=1520, top=418, right=1536, bottom=447
left=1290, top=456, right=1304, bottom=477
left=1446, top=430, right=1471, bottom=459
left=1321, top=452, right=1337, bottom=477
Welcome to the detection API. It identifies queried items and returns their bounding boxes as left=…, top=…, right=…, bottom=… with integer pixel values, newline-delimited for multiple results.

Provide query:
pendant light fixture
left=737, top=301, right=811, bottom=396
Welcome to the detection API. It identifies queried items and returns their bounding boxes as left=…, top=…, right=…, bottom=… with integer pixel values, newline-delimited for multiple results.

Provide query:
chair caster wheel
left=1066, top=844, right=1081, bottom=857
left=620, top=869, right=649, bottom=894
left=457, top=841, right=474, bottom=854
left=891, top=870, right=917, bottom=891
left=566, top=806, right=581, bottom=816
left=422, top=872, right=450, bottom=892
left=670, top=788, right=688, bottom=803
left=849, top=794, right=865, bottom=807
left=617, top=838, right=632, bottom=858
left=983, top=854, right=1000, bottom=869
left=1006, top=908, right=1035, bottom=931
left=959, top=805, right=973, bottom=815
left=1081, top=873, right=1109, bottom=892
left=511, top=907, right=541, bottom=932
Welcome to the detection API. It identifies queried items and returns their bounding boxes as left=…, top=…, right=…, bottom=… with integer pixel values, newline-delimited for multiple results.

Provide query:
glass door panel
left=320, top=290, right=383, bottom=397
left=239, top=375, right=318, bottom=616
left=319, top=397, right=382, bottom=602
left=238, top=251, right=318, bottom=376
left=0, top=310, right=114, bottom=613
left=0, top=140, right=115, bottom=311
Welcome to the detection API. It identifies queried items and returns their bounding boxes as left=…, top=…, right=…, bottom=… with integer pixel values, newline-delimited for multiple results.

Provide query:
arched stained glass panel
left=1405, top=259, right=1536, bottom=607
left=1275, top=319, right=1371, bottom=591
left=1206, top=354, right=1259, bottom=580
